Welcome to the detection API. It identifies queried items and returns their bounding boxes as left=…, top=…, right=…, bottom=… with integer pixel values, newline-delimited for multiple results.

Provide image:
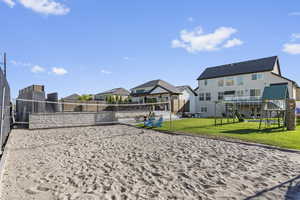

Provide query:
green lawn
left=148, top=118, right=300, bottom=150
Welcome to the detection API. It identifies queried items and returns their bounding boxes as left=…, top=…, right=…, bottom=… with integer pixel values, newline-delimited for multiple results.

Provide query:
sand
left=0, top=125, right=300, bottom=200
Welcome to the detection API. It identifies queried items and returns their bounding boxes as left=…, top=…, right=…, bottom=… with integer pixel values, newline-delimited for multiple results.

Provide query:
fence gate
left=0, top=68, right=11, bottom=154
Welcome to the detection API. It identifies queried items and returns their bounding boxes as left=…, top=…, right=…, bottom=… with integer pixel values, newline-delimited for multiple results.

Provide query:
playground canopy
left=262, top=84, right=289, bottom=111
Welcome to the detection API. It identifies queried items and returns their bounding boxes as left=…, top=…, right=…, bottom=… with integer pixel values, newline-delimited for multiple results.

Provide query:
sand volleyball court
left=0, top=125, right=300, bottom=200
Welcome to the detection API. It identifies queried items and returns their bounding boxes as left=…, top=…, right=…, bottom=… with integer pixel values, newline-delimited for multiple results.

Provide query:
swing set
left=214, top=84, right=290, bottom=130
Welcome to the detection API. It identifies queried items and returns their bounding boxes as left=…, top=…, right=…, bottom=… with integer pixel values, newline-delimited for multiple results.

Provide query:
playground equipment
left=259, top=85, right=289, bottom=129
left=214, top=84, right=294, bottom=130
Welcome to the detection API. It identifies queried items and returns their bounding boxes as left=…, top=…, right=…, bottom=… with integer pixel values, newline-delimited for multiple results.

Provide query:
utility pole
left=4, top=52, right=6, bottom=78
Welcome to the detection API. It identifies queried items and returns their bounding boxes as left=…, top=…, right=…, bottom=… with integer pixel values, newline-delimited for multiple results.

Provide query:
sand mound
left=0, top=125, right=299, bottom=199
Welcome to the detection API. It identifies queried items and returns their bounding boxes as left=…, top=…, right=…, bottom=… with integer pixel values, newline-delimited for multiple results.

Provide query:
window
left=205, top=93, right=211, bottom=101
left=201, top=107, right=208, bottom=113
left=218, top=79, right=224, bottom=87
left=226, top=77, right=234, bottom=86
left=136, top=89, right=145, bottom=93
left=236, top=90, right=244, bottom=96
left=250, top=89, right=261, bottom=97
left=236, top=76, right=244, bottom=86
left=218, top=92, right=224, bottom=100
left=252, top=73, right=263, bottom=80
left=199, top=93, right=205, bottom=101
left=224, top=90, right=235, bottom=95
left=204, top=80, right=208, bottom=86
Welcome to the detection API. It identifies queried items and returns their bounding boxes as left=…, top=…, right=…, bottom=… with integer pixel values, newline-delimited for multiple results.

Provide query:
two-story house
left=196, top=56, right=298, bottom=117
left=94, top=88, right=130, bottom=101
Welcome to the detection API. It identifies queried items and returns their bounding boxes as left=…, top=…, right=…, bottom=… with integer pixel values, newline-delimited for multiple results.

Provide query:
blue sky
left=1, top=0, right=300, bottom=98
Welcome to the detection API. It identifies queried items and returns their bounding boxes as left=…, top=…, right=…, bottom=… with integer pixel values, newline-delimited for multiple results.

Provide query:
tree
left=119, top=96, right=123, bottom=104
left=78, top=94, right=92, bottom=101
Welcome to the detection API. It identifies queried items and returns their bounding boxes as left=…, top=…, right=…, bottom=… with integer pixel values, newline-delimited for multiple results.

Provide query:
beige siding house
left=196, top=56, right=298, bottom=117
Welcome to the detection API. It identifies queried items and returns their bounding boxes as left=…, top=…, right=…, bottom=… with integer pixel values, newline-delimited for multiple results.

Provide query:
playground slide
left=234, top=111, right=245, bottom=122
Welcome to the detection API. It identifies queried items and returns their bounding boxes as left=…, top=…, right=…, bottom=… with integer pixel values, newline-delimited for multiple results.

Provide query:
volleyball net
left=12, top=98, right=174, bottom=129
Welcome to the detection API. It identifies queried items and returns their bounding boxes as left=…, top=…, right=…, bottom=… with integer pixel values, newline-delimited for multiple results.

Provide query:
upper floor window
left=237, top=76, right=244, bottom=86
left=136, top=89, right=145, bottom=93
left=199, top=93, right=205, bottom=101
left=252, top=73, right=263, bottom=80
left=218, top=92, right=224, bottom=100
left=205, top=93, right=211, bottom=101
left=218, top=79, right=224, bottom=87
left=204, top=80, right=208, bottom=86
left=226, top=77, right=234, bottom=86
left=236, top=90, right=244, bottom=96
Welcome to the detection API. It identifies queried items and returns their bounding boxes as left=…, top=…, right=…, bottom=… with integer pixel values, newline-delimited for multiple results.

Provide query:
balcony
left=223, top=96, right=262, bottom=102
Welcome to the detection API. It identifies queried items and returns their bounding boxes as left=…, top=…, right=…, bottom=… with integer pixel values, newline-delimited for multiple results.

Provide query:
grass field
left=146, top=118, right=300, bottom=150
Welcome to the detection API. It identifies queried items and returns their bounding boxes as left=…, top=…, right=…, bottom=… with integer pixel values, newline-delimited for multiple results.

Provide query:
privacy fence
left=0, top=68, right=11, bottom=153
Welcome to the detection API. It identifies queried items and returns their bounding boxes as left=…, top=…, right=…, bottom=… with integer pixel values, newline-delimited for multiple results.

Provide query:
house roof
left=270, top=72, right=298, bottom=87
left=96, top=88, right=130, bottom=96
left=262, top=84, right=289, bottom=100
left=131, top=79, right=181, bottom=95
left=62, top=93, right=80, bottom=100
left=176, top=85, right=198, bottom=96
left=197, top=56, right=279, bottom=80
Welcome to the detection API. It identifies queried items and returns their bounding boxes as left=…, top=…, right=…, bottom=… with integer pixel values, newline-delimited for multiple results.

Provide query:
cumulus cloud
left=1, top=0, right=70, bottom=15
left=1, top=0, right=15, bottom=7
left=171, top=26, right=243, bottom=53
left=31, top=65, right=45, bottom=73
left=19, top=0, right=70, bottom=15
left=101, top=69, right=112, bottom=74
left=52, top=67, right=67, bottom=75
left=282, top=43, right=300, bottom=55
left=223, top=38, right=243, bottom=48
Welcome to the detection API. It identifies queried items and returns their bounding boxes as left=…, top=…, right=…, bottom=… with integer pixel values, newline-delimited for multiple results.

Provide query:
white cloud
left=1, top=0, right=15, bottom=7
left=187, top=17, right=194, bottom=22
left=10, top=60, right=32, bottom=66
left=289, top=12, right=300, bottom=16
left=52, top=67, right=67, bottom=75
left=19, top=0, right=70, bottom=15
left=283, top=43, right=300, bottom=55
left=223, top=38, right=243, bottom=48
left=172, top=26, right=243, bottom=52
left=31, top=65, right=45, bottom=73
left=101, top=69, right=112, bottom=74
left=291, top=33, right=300, bottom=41
left=1, top=0, right=70, bottom=15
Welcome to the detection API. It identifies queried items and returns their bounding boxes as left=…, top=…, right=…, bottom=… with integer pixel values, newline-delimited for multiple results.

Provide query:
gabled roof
left=176, top=85, right=198, bottom=96
left=197, top=56, right=279, bottom=80
left=270, top=72, right=298, bottom=86
left=262, top=84, right=289, bottom=100
left=96, top=88, right=130, bottom=96
left=131, top=79, right=181, bottom=95
left=62, top=93, right=80, bottom=100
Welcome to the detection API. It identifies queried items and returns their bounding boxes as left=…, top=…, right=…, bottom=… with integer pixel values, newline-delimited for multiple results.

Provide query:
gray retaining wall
left=29, top=111, right=177, bottom=129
